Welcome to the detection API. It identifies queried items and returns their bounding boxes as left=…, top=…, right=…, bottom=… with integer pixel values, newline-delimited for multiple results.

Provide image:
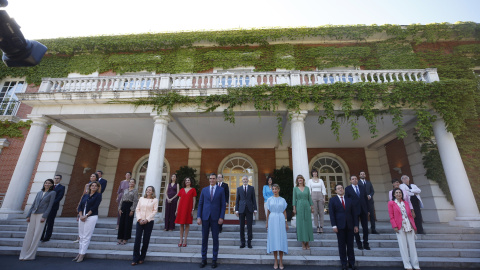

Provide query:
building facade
left=0, top=24, right=479, bottom=226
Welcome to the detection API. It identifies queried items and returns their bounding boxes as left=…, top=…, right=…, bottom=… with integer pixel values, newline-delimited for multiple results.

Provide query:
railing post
left=290, top=71, right=301, bottom=86
left=159, top=74, right=171, bottom=89
left=424, top=68, right=440, bottom=83
left=39, top=79, right=52, bottom=92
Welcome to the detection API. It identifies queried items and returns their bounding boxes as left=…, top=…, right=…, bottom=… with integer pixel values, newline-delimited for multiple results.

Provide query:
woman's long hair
left=41, top=179, right=54, bottom=191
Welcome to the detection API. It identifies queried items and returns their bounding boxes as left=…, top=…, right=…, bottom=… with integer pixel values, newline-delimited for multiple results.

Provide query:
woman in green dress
left=292, top=174, right=314, bottom=250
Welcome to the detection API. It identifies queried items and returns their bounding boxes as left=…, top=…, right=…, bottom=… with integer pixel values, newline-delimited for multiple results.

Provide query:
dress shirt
left=135, top=197, right=159, bottom=222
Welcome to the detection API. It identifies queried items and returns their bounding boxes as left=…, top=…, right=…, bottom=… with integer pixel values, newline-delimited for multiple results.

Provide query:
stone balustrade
left=38, top=68, right=438, bottom=93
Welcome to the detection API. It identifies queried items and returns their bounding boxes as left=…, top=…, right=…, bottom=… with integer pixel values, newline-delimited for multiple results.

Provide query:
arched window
left=135, top=158, right=169, bottom=213
left=220, top=156, right=256, bottom=218
left=311, top=157, right=346, bottom=212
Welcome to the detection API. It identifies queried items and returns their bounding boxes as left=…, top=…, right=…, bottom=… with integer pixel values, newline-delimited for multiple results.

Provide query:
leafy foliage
left=0, top=120, right=32, bottom=138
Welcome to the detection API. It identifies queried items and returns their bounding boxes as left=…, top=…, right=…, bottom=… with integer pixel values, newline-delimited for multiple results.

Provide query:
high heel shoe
left=183, top=243, right=187, bottom=247
left=178, top=241, right=182, bottom=247
left=76, top=254, right=85, bottom=263
left=72, top=254, right=80, bottom=261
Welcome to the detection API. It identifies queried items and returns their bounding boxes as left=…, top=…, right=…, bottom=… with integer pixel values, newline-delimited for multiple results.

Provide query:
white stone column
left=0, top=115, right=49, bottom=219
left=289, top=111, right=310, bottom=184
left=433, top=119, right=480, bottom=227
left=144, top=113, right=170, bottom=200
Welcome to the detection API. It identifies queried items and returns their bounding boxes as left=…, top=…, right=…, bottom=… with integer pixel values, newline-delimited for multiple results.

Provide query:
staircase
left=0, top=218, right=479, bottom=268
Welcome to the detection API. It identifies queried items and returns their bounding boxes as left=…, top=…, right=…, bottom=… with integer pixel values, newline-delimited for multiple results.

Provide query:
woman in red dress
left=175, top=177, right=197, bottom=247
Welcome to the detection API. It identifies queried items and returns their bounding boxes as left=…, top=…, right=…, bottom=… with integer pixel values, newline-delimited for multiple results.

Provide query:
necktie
left=341, top=196, right=345, bottom=209
left=244, top=186, right=247, bottom=195
left=218, top=183, right=221, bottom=187
left=355, top=185, right=359, bottom=196
left=210, top=186, right=214, bottom=201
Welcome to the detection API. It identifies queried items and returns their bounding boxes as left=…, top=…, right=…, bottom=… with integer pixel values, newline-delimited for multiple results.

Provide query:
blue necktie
left=210, top=186, right=214, bottom=201
left=355, top=185, right=360, bottom=197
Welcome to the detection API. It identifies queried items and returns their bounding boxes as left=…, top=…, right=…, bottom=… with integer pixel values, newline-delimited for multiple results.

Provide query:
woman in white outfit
left=73, top=181, right=102, bottom=263
left=307, top=169, right=326, bottom=234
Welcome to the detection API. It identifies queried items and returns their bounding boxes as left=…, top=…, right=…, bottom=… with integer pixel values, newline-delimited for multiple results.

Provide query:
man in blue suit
left=96, top=170, right=107, bottom=194
left=329, top=184, right=359, bottom=270
left=345, top=175, right=370, bottom=250
left=197, top=173, right=226, bottom=269
left=41, top=174, right=66, bottom=242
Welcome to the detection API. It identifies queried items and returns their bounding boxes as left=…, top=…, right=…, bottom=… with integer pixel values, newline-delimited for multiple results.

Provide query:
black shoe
left=371, top=229, right=379, bottom=234
left=357, top=243, right=364, bottom=250
left=364, top=244, right=371, bottom=250
left=341, top=266, right=348, bottom=270
left=240, top=244, right=246, bottom=248
left=200, top=261, right=207, bottom=268
left=348, top=263, right=358, bottom=270
left=247, top=243, right=252, bottom=249
left=41, top=239, right=50, bottom=242
left=211, top=261, right=217, bottom=268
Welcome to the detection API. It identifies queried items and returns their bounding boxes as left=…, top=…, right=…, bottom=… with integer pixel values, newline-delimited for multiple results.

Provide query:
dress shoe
left=211, top=261, right=218, bottom=268
left=357, top=243, right=364, bottom=250
left=248, top=243, right=253, bottom=249
left=348, top=263, right=358, bottom=270
left=371, top=229, right=379, bottom=234
left=200, top=260, right=207, bottom=268
left=240, top=243, right=246, bottom=248
left=131, top=262, right=138, bottom=266
left=341, top=266, right=348, bottom=270
left=138, top=261, right=144, bottom=264
left=364, top=244, right=371, bottom=250
left=41, top=239, right=50, bottom=242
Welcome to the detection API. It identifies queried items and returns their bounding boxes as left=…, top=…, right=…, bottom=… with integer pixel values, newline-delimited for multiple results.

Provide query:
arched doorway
left=310, top=155, right=348, bottom=213
left=219, top=155, right=257, bottom=219
left=133, top=157, right=169, bottom=214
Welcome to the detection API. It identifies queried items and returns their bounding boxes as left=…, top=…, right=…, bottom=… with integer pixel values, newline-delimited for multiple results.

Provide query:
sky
left=3, top=0, right=480, bottom=40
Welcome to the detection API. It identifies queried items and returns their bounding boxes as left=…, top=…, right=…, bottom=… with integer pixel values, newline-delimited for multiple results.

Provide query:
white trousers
left=78, top=215, right=98, bottom=255
left=19, top=214, right=46, bottom=260
left=396, top=229, right=419, bottom=269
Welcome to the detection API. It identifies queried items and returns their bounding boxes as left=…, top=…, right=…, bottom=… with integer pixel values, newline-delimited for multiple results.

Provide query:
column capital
left=27, top=115, right=50, bottom=126
left=150, top=113, right=172, bottom=125
left=289, top=111, right=308, bottom=122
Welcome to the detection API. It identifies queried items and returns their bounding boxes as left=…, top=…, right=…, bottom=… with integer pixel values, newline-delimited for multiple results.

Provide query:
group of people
left=19, top=168, right=424, bottom=270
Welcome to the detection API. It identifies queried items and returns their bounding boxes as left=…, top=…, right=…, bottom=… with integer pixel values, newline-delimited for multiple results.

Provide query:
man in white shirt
left=400, top=175, right=424, bottom=234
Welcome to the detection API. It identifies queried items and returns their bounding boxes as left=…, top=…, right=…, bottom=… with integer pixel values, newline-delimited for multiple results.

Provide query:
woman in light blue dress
left=266, top=184, right=288, bottom=270
left=263, top=176, right=274, bottom=219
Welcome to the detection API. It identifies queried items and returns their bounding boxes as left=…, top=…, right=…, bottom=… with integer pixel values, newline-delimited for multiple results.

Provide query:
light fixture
left=83, top=167, right=91, bottom=174
left=393, top=167, right=402, bottom=174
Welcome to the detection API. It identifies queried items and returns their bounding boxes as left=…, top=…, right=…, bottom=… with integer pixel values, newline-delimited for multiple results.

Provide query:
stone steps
left=0, top=218, right=479, bottom=268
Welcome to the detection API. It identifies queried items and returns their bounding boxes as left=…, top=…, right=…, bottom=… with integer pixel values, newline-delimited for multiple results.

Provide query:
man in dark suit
left=235, top=175, right=257, bottom=249
left=217, top=174, right=229, bottom=233
left=197, top=173, right=226, bottom=269
left=358, top=171, right=378, bottom=234
left=329, top=184, right=359, bottom=270
left=96, top=170, right=107, bottom=194
left=345, top=175, right=370, bottom=250
left=41, top=174, right=66, bottom=242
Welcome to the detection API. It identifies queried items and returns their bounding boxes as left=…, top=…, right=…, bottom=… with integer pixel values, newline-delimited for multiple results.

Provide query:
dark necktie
left=210, top=186, right=214, bottom=201
left=355, top=185, right=360, bottom=197
left=341, top=196, right=345, bottom=209
left=244, top=186, right=247, bottom=196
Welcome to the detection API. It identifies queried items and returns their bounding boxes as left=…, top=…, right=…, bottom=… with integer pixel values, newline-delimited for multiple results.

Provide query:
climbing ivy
left=0, top=120, right=32, bottom=138
left=110, top=80, right=478, bottom=144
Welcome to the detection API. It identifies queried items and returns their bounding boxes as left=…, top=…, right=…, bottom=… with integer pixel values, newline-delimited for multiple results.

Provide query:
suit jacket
left=329, top=195, right=358, bottom=230
left=345, top=184, right=368, bottom=215
left=359, top=179, right=374, bottom=203
left=52, top=184, right=66, bottom=209
left=219, top=182, right=229, bottom=204
left=77, top=192, right=103, bottom=216
left=235, top=185, right=257, bottom=213
left=27, top=190, right=56, bottom=218
left=388, top=200, right=416, bottom=231
left=98, top=178, right=107, bottom=194
left=197, top=185, right=226, bottom=220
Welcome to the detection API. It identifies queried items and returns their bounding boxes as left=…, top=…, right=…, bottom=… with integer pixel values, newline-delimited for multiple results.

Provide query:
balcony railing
left=0, top=100, right=20, bottom=116
left=38, top=69, right=439, bottom=93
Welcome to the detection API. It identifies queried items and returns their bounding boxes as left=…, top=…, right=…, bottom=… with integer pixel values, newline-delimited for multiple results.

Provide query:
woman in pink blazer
left=388, top=188, right=420, bottom=270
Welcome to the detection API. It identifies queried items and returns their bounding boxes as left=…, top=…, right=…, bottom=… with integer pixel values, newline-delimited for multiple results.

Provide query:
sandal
left=317, top=226, right=320, bottom=234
